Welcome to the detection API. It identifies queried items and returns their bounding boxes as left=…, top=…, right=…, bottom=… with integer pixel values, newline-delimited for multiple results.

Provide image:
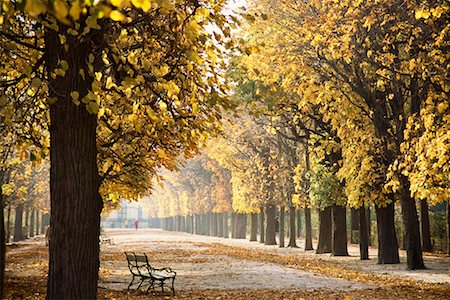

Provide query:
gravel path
left=99, top=228, right=427, bottom=292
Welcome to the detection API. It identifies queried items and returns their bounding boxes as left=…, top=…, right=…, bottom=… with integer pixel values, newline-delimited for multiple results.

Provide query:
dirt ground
left=4, top=228, right=450, bottom=299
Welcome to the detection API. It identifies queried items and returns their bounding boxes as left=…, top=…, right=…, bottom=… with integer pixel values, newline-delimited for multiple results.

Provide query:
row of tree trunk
left=157, top=202, right=450, bottom=261
left=3, top=205, right=49, bottom=243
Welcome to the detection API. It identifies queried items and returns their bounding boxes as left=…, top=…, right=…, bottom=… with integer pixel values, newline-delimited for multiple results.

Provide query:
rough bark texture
left=279, top=208, right=285, bottom=248
left=222, top=212, right=229, bottom=238
left=265, top=205, right=276, bottom=245
left=250, top=213, right=257, bottom=241
left=359, top=207, right=369, bottom=260
left=288, top=206, right=297, bottom=247
left=447, top=202, right=450, bottom=255
left=13, top=203, right=24, bottom=242
left=45, top=25, right=103, bottom=299
left=332, top=204, right=348, bottom=256
left=420, top=200, right=433, bottom=252
left=1, top=182, right=5, bottom=300
left=350, top=208, right=359, bottom=244
left=399, top=176, right=425, bottom=270
left=316, top=207, right=332, bottom=254
left=259, top=208, right=265, bottom=244
left=375, top=203, right=400, bottom=264
left=304, top=207, right=313, bottom=251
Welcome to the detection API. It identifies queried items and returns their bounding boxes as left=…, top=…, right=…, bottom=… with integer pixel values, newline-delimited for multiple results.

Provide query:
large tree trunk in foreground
left=420, top=200, right=432, bottom=252
left=13, top=203, right=25, bottom=242
left=399, top=176, right=425, bottom=270
left=288, top=206, right=297, bottom=247
left=45, top=27, right=103, bottom=299
left=375, top=203, right=400, bottom=264
left=332, top=204, right=348, bottom=256
left=316, top=207, right=332, bottom=254
left=279, top=208, right=285, bottom=248
left=447, top=202, right=450, bottom=255
left=259, top=207, right=265, bottom=244
left=350, top=208, right=359, bottom=244
left=250, top=213, right=257, bottom=241
left=1, top=184, right=5, bottom=300
left=304, top=207, right=313, bottom=251
left=359, top=207, right=369, bottom=260
left=265, top=205, right=276, bottom=245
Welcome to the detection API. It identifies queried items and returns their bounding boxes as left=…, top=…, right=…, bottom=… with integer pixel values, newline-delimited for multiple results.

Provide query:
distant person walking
left=134, top=219, right=139, bottom=230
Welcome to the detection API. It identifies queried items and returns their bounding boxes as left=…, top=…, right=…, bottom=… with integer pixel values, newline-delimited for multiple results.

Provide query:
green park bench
left=125, top=252, right=176, bottom=296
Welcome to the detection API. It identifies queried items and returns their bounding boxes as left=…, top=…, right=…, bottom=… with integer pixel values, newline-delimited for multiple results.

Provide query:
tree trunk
left=296, top=209, right=302, bottom=238
left=217, top=213, right=223, bottom=237
left=6, top=206, right=11, bottom=243
left=265, top=205, right=276, bottom=245
left=250, top=213, right=257, bottom=241
left=223, top=212, right=229, bottom=238
left=45, top=25, right=104, bottom=299
left=36, top=210, right=40, bottom=236
left=206, top=213, right=211, bottom=236
left=259, top=207, right=265, bottom=244
left=0, top=183, right=5, bottom=299
left=288, top=206, right=297, bottom=247
left=236, top=213, right=246, bottom=239
left=399, top=176, right=425, bottom=270
left=447, top=202, right=450, bottom=255
left=304, top=207, right=313, bottom=250
left=420, top=200, right=432, bottom=252
left=350, top=208, right=359, bottom=244
left=30, top=210, right=35, bottom=238
left=375, top=203, right=400, bottom=264
left=13, top=203, right=25, bottom=242
left=316, top=207, right=332, bottom=254
left=194, top=214, right=199, bottom=234
left=332, top=204, right=348, bottom=256
left=359, top=206, right=369, bottom=260
left=212, top=213, right=217, bottom=236
left=25, top=207, right=30, bottom=238
left=231, top=212, right=236, bottom=238
left=42, top=213, right=50, bottom=234
left=366, top=205, right=372, bottom=246
left=279, top=208, right=285, bottom=248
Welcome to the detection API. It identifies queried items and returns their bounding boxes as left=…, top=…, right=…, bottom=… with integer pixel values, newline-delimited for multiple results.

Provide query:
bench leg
left=127, top=276, right=135, bottom=290
left=171, top=278, right=175, bottom=296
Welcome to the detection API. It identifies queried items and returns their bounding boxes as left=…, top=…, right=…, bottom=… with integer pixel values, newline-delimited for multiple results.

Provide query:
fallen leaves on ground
left=4, top=241, right=450, bottom=299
